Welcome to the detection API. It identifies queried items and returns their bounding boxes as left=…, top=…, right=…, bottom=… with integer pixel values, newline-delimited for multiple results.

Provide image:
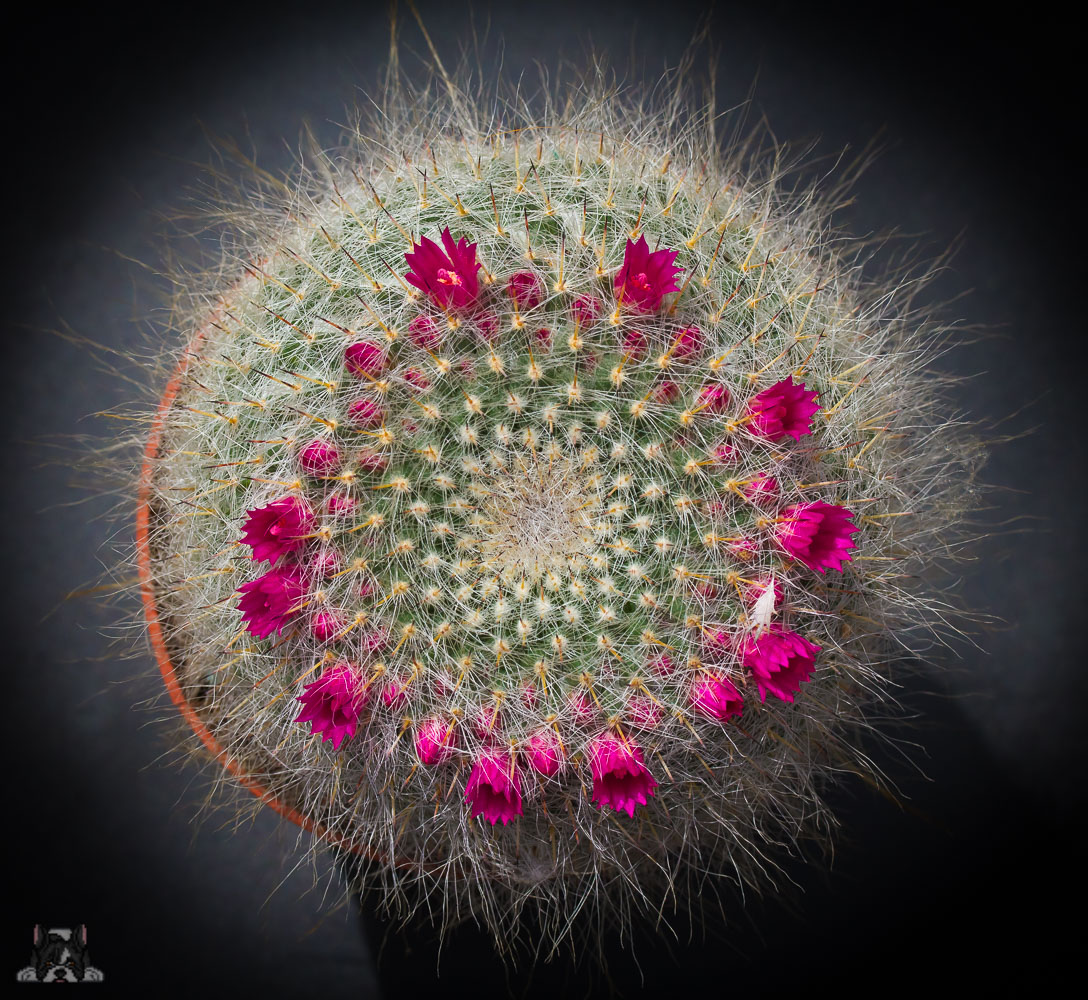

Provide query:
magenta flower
left=710, top=441, right=738, bottom=465
left=237, top=567, right=305, bottom=639
left=621, top=328, right=648, bottom=359
left=647, top=652, right=676, bottom=676
left=325, top=493, right=357, bottom=517
left=299, top=438, right=340, bottom=476
left=740, top=625, right=821, bottom=703
left=696, top=383, right=730, bottom=413
left=626, top=695, right=664, bottom=729
left=506, top=270, right=543, bottom=311
left=239, top=496, right=314, bottom=565
left=380, top=676, right=410, bottom=710
left=614, top=235, right=683, bottom=313
left=347, top=398, right=385, bottom=428
left=524, top=729, right=562, bottom=777
left=475, top=311, right=500, bottom=343
left=344, top=340, right=388, bottom=378
left=404, top=367, right=431, bottom=390
left=777, top=501, right=859, bottom=573
left=567, top=690, right=597, bottom=724
left=742, top=472, right=780, bottom=505
left=407, top=314, right=443, bottom=351
left=309, top=610, right=345, bottom=642
left=415, top=717, right=457, bottom=765
left=294, top=660, right=367, bottom=750
left=690, top=674, right=744, bottom=721
left=404, top=228, right=481, bottom=311
left=307, top=549, right=341, bottom=579
left=746, top=376, right=820, bottom=442
left=465, top=751, right=523, bottom=825
left=588, top=734, right=657, bottom=817
left=570, top=294, right=601, bottom=328
left=672, top=323, right=703, bottom=359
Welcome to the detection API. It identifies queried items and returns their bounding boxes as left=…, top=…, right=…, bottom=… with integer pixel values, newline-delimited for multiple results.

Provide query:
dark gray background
left=6, top=1, right=1084, bottom=994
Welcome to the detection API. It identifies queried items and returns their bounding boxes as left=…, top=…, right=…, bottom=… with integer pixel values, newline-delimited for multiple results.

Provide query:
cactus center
left=476, top=458, right=601, bottom=581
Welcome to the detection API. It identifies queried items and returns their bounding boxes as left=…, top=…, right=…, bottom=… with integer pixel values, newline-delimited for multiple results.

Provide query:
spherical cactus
left=134, top=59, right=982, bottom=960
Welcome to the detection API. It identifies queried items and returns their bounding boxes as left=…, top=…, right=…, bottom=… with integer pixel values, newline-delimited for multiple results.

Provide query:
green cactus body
left=142, top=106, right=979, bottom=952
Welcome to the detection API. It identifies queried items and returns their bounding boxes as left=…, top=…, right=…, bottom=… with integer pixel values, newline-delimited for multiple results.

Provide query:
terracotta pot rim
left=136, top=326, right=377, bottom=861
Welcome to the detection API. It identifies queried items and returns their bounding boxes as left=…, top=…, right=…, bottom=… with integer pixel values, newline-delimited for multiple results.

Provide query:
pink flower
left=567, top=690, right=597, bottom=723
left=407, top=314, right=443, bottom=351
left=325, top=493, right=357, bottom=517
left=475, top=311, right=500, bottom=343
left=524, top=729, right=562, bottom=777
left=355, top=448, right=388, bottom=473
left=237, top=567, right=305, bottom=639
left=672, top=324, right=702, bottom=359
left=534, top=327, right=553, bottom=349
left=570, top=294, right=601, bottom=328
left=309, top=610, right=345, bottom=642
left=299, top=439, right=340, bottom=476
left=740, top=625, right=821, bottom=703
left=347, top=398, right=384, bottom=428
left=239, top=496, right=314, bottom=565
left=621, top=328, right=648, bottom=359
left=653, top=380, right=680, bottom=404
left=471, top=704, right=501, bottom=741
left=614, top=235, right=683, bottom=313
left=404, top=367, right=430, bottom=390
left=404, top=228, right=481, bottom=311
left=294, top=661, right=367, bottom=750
left=777, top=501, right=859, bottom=573
left=690, top=674, right=744, bottom=721
left=702, top=628, right=733, bottom=656
left=626, top=695, right=664, bottom=729
left=344, top=340, right=388, bottom=378
left=465, top=751, right=523, bottom=825
left=746, top=376, right=820, bottom=442
left=587, top=734, right=658, bottom=817
left=506, top=270, right=543, bottom=311
left=696, top=383, right=730, bottom=413
left=415, top=717, right=457, bottom=765
left=380, top=676, right=410, bottom=710
left=742, top=472, right=780, bottom=505
left=307, top=549, right=341, bottom=579
left=707, top=443, right=737, bottom=467
left=647, top=652, right=675, bottom=676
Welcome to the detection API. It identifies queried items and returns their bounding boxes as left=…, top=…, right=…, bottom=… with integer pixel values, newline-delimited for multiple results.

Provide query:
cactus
left=133, top=57, right=982, bottom=961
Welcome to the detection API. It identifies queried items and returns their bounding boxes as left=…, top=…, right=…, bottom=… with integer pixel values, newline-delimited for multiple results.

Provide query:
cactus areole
left=136, top=82, right=980, bottom=954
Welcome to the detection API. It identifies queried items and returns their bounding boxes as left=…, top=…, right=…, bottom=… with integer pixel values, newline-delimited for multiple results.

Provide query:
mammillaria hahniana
left=132, top=55, right=983, bottom=962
